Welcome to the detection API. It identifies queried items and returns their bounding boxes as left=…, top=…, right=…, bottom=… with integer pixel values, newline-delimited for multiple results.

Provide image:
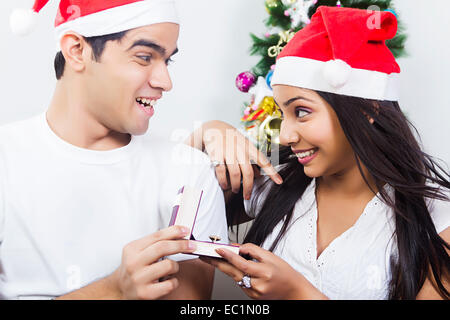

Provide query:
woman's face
left=273, top=85, right=356, bottom=178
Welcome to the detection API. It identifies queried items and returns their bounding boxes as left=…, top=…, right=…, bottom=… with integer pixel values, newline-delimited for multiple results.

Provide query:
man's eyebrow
left=127, top=39, right=178, bottom=57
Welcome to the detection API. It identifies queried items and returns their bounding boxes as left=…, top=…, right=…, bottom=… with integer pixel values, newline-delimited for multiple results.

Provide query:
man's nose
left=148, top=62, right=173, bottom=92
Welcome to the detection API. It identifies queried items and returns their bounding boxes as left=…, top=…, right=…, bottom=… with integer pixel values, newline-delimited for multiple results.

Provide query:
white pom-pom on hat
left=10, top=8, right=39, bottom=36
left=323, top=59, right=352, bottom=89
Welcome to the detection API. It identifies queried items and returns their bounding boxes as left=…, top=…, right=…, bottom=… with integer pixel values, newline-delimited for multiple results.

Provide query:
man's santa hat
left=271, top=6, right=401, bottom=101
left=10, top=0, right=179, bottom=49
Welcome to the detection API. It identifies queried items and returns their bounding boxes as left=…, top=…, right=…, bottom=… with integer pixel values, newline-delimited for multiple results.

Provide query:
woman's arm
left=184, top=120, right=283, bottom=201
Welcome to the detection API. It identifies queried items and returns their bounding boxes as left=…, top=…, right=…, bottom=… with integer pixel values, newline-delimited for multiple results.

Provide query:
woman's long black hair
left=242, top=91, right=450, bottom=299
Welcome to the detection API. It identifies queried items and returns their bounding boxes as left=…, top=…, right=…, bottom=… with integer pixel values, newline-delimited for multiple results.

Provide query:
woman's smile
left=292, top=147, right=319, bottom=165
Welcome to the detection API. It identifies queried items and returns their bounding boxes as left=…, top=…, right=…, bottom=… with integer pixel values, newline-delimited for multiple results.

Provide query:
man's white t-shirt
left=0, top=112, right=228, bottom=300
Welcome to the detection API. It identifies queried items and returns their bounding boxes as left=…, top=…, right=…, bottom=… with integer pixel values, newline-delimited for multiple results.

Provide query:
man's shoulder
left=138, top=134, right=211, bottom=168
left=0, top=113, right=42, bottom=145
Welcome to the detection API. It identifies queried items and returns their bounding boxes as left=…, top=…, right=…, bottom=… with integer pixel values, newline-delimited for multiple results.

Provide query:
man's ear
left=60, top=32, right=89, bottom=74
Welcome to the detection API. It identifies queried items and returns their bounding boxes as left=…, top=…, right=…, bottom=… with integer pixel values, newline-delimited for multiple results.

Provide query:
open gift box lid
left=169, top=186, right=240, bottom=258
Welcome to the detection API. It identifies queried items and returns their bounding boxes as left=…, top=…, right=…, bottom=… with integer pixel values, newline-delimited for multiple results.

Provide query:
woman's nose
left=279, top=120, right=301, bottom=146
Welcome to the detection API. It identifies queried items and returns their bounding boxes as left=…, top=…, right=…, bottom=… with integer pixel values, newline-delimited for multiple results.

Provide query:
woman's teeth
left=296, top=149, right=317, bottom=159
left=136, top=97, right=157, bottom=108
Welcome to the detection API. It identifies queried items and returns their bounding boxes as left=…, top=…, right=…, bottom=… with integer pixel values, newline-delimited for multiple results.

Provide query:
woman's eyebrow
left=282, top=96, right=314, bottom=107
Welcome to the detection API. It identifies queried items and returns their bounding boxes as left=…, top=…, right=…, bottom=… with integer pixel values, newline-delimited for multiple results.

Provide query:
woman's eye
left=295, top=107, right=310, bottom=118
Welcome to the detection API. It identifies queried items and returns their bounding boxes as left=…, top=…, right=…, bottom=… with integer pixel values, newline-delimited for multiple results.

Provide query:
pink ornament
left=284, top=10, right=290, bottom=16
left=265, top=32, right=271, bottom=38
left=244, top=107, right=251, bottom=116
left=236, top=71, right=256, bottom=93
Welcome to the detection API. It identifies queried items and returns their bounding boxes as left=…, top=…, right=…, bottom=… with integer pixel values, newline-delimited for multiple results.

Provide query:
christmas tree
left=236, top=0, right=407, bottom=155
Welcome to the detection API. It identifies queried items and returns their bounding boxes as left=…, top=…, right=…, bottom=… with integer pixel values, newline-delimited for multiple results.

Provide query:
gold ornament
left=268, top=30, right=295, bottom=58
left=260, top=116, right=282, bottom=144
left=260, top=97, right=277, bottom=115
left=265, top=0, right=280, bottom=11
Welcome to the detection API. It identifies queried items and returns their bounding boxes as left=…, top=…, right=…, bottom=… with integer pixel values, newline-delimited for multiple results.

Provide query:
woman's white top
left=244, top=178, right=450, bottom=300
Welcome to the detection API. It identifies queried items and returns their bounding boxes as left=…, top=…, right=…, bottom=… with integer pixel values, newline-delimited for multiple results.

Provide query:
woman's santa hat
left=271, top=6, right=401, bottom=101
left=10, top=0, right=179, bottom=49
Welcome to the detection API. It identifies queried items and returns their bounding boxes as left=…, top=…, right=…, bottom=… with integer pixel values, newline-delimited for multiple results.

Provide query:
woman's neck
left=316, top=163, right=380, bottom=199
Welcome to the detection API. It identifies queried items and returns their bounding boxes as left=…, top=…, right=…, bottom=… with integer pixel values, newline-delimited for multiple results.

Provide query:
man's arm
left=56, top=226, right=198, bottom=300
left=55, top=272, right=122, bottom=300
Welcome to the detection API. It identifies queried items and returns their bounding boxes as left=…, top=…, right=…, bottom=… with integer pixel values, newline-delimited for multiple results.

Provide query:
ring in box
left=169, top=186, right=240, bottom=259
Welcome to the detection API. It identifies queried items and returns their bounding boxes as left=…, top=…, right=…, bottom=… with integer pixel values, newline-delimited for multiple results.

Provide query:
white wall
left=1, top=0, right=449, bottom=299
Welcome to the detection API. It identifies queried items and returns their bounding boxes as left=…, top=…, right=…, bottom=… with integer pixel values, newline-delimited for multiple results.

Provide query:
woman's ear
left=363, top=101, right=381, bottom=125
left=59, top=32, right=88, bottom=74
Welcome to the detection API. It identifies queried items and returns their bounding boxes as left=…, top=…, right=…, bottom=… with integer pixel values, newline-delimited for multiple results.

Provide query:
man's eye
left=296, top=107, right=310, bottom=118
left=137, top=55, right=151, bottom=62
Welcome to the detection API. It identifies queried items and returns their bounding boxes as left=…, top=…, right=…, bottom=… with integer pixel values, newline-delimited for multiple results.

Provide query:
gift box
left=169, top=186, right=240, bottom=258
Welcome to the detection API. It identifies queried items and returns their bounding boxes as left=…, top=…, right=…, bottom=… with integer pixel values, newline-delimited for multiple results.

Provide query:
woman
left=187, top=6, right=450, bottom=299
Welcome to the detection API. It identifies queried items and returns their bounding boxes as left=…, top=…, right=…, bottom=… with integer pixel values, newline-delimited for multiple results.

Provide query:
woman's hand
left=185, top=120, right=283, bottom=200
left=200, top=243, right=328, bottom=300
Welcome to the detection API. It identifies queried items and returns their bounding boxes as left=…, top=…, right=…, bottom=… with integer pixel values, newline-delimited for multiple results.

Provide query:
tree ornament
left=265, top=0, right=280, bottom=12
left=235, top=71, right=256, bottom=93
left=266, top=70, right=274, bottom=89
left=268, top=30, right=295, bottom=57
left=283, top=0, right=316, bottom=28
left=249, top=77, right=273, bottom=107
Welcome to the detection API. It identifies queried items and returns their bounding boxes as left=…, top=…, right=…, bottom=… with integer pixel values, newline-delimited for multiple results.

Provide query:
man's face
left=82, top=23, right=179, bottom=136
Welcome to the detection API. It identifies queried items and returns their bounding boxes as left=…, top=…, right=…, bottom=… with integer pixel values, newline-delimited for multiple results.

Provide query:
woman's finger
left=249, top=147, right=283, bottom=185
left=238, top=161, right=254, bottom=201
left=225, top=155, right=242, bottom=194
left=202, top=257, right=244, bottom=282
left=215, top=248, right=265, bottom=278
left=235, top=137, right=255, bottom=200
left=204, top=127, right=229, bottom=190
left=214, top=163, right=229, bottom=191
left=238, top=243, right=273, bottom=263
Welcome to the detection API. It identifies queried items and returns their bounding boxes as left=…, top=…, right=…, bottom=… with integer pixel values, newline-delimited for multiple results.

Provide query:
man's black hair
left=54, top=31, right=128, bottom=80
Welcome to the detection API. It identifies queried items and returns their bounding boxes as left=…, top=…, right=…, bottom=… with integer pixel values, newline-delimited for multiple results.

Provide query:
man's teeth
left=136, top=98, right=157, bottom=107
left=296, top=149, right=317, bottom=159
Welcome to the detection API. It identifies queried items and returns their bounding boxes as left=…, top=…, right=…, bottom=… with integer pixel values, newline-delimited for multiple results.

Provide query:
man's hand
left=57, top=225, right=197, bottom=300
left=113, top=225, right=197, bottom=299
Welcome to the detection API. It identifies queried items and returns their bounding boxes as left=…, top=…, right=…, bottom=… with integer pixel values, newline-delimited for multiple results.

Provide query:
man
left=0, top=0, right=228, bottom=300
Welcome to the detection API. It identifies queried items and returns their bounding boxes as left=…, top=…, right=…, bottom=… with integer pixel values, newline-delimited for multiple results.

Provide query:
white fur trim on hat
left=271, top=56, right=400, bottom=101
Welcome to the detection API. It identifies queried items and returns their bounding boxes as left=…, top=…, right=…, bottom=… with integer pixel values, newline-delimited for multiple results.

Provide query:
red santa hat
left=271, top=6, right=401, bottom=101
left=10, top=0, right=179, bottom=49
